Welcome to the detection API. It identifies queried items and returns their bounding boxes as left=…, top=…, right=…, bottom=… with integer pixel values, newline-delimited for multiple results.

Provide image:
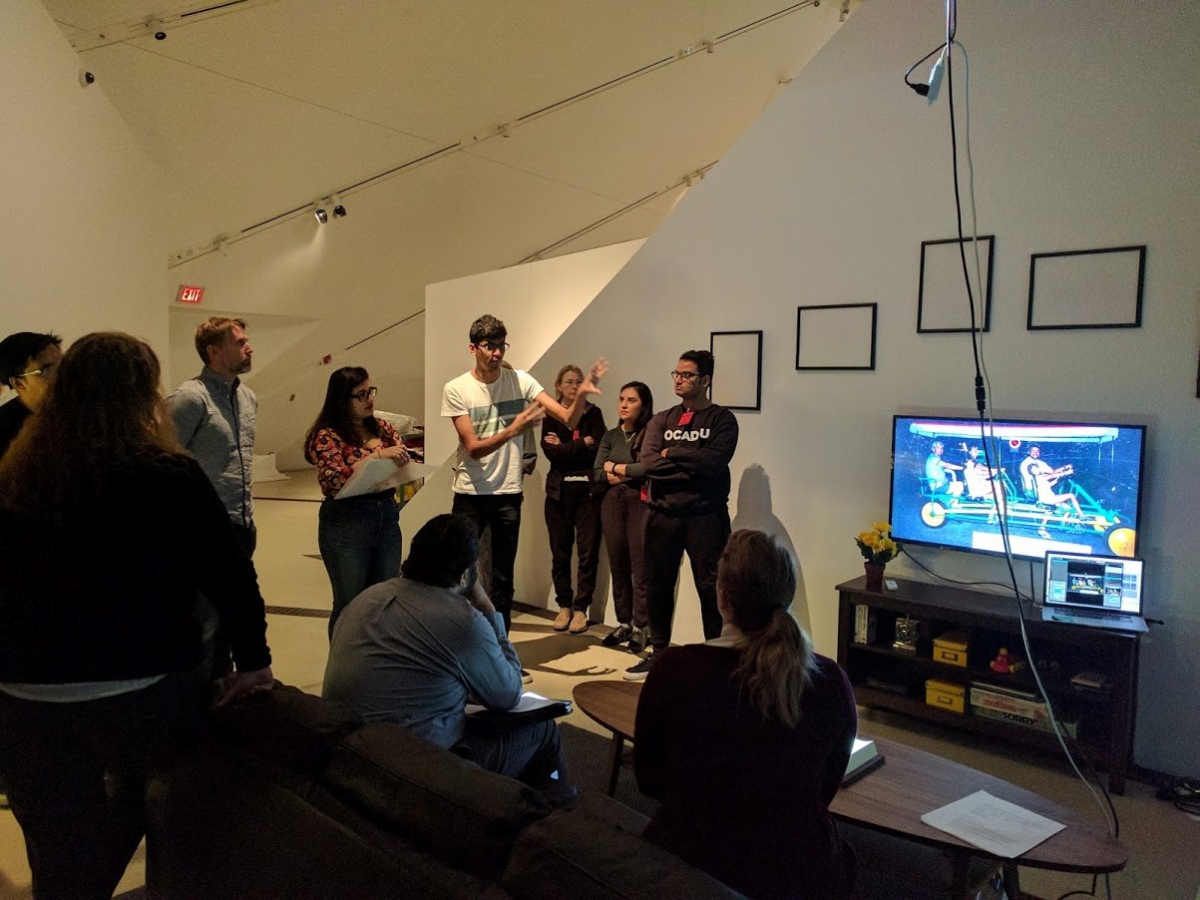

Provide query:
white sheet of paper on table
left=920, top=790, right=1065, bottom=858
left=334, top=459, right=439, bottom=500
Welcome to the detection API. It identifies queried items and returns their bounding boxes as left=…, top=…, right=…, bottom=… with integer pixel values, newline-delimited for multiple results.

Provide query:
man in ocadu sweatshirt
left=601, top=349, right=738, bottom=681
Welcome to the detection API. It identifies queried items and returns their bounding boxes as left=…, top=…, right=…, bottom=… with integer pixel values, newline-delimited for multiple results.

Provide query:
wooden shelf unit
left=837, top=576, right=1141, bottom=794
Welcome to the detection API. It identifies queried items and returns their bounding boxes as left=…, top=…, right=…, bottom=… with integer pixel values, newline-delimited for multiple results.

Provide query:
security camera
left=79, top=69, right=95, bottom=87
left=154, top=31, right=167, bottom=40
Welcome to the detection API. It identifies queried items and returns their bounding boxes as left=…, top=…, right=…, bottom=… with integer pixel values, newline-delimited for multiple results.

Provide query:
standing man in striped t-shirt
left=442, top=315, right=607, bottom=640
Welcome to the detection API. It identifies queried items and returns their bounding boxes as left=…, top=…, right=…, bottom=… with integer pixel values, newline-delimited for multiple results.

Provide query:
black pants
left=453, top=493, right=522, bottom=631
left=600, top=486, right=650, bottom=628
left=644, top=507, right=731, bottom=649
left=0, top=670, right=207, bottom=900
left=200, top=520, right=258, bottom=678
left=544, top=490, right=602, bottom=612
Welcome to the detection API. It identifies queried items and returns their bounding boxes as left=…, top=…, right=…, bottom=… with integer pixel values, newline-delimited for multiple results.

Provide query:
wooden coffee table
left=572, top=679, right=1127, bottom=897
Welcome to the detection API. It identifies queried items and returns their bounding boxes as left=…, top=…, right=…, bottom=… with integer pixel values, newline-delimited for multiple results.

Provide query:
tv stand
left=837, top=576, right=1141, bottom=794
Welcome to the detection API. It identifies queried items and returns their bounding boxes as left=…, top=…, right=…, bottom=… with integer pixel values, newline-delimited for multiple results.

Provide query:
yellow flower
left=879, top=537, right=897, bottom=556
left=872, top=521, right=892, bottom=534
left=857, top=531, right=878, bottom=548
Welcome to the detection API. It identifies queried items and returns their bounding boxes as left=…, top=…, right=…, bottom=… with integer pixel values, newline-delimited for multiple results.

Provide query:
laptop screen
left=1044, top=552, right=1144, bottom=614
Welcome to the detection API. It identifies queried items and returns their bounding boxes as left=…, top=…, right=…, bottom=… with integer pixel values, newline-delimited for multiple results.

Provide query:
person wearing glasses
left=0, top=332, right=273, bottom=898
left=541, top=365, right=607, bottom=635
left=0, top=331, right=63, bottom=457
left=305, top=367, right=411, bottom=638
left=442, top=315, right=608, bottom=648
left=603, top=350, right=738, bottom=681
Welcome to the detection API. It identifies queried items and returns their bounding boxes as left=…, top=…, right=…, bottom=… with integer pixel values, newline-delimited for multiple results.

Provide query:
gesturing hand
left=543, top=432, right=562, bottom=446
left=515, top=403, right=546, bottom=431
left=579, top=357, right=610, bottom=397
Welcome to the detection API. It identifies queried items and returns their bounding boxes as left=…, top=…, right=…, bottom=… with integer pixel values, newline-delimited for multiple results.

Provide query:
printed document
left=921, top=790, right=1065, bottom=858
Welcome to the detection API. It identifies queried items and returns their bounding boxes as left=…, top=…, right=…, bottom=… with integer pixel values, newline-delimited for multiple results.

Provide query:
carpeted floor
left=558, top=723, right=657, bottom=818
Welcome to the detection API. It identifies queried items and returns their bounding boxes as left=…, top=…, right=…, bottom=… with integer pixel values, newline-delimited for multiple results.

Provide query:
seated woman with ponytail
left=634, top=529, right=857, bottom=900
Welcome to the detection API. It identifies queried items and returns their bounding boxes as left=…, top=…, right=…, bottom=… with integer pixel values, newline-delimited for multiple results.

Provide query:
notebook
left=1041, top=552, right=1148, bottom=633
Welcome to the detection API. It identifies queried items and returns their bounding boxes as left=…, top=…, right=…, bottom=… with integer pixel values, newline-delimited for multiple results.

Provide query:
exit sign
left=176, top=284, right=205, bottom=305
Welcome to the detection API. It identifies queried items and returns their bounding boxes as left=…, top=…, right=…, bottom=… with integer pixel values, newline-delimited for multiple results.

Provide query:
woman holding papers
left=635, top=529, right=858, bottom=900
left=305, top=366, right=411, bottom=638
left=0, top=333, right=273, bottom=897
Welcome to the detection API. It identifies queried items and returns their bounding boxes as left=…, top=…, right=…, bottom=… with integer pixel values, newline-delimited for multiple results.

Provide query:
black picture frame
left=709, top=330, right=763, bottom=411
left=917, top=235, right=995, bottom=333
left=1027, top=245, right=1146, bottom=331
left=795, top=303, right=877, bottom=371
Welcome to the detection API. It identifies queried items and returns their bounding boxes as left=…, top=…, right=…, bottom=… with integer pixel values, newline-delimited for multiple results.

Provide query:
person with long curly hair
left=0, top=332, right=273, bottom=898
left=304, top=366, right=411, bottom=638
left=634, top=529, right=857, bottom=899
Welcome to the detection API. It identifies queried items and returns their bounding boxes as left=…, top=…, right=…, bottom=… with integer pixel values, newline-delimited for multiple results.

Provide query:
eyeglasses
left=350, top=386, right=378, bottom=402
left=16, top=362, right=55, bottom=379
left=670, top=371, right=700, bottom=382
left=477, top=341, right=509, bottom=353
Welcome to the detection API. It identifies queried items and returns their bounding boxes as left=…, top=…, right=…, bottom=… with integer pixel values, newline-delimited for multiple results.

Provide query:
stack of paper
left=921, top=790, right=1065, bottom=858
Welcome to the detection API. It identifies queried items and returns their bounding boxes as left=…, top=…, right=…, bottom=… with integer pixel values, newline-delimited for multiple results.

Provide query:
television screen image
left=889, top=416, right=1146, bottom=561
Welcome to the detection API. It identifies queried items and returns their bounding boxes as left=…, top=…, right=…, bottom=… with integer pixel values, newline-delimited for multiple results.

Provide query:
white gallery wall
left=0, top=0, right=167, bottom=378
left=528, top=1, right=1200, bottom=777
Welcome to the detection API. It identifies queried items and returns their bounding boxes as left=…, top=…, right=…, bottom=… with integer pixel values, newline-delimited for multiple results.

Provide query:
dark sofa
left=143, top=684, right=744, bottom=899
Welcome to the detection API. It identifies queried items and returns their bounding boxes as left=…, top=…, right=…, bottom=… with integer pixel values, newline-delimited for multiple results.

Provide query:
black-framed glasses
left=670, top=370, right=700, bottom=382
left=351, top=386, right=378, bottom=402
left=477, top=341, right=510, bottom=353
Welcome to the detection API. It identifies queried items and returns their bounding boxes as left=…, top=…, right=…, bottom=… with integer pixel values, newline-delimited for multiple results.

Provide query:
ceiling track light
left=331, top=194, right=347, bottom=218
left=314, top=206, right=328, bottom=224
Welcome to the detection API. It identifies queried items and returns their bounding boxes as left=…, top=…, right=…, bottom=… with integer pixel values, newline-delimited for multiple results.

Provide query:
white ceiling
left=41, top=0, right=857, bottom=448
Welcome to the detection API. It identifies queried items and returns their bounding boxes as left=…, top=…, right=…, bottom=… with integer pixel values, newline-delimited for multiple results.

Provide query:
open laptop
left=1042, top=552, right=1148, bottom=633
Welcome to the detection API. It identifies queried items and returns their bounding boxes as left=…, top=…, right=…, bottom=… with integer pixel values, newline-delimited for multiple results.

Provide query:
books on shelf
left=853, top=605, right=877, bottom=645
left=841, top=736, right=885, bottom=786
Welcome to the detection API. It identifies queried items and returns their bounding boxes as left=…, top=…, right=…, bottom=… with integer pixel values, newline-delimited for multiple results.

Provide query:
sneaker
left=628, top=625, right=648, bottom=655
left=521, top=669, right=533, bottom=685
left=552, top=607, right=572, bottom=632
left=601, top=623, right=633, bottom=647
left=623, top=652, right=656, bottom=682
left=568, top=610, right=590, bottom=634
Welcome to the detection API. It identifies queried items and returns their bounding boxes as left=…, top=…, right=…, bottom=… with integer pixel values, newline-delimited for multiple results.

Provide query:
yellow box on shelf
left=925, top=678, right=966, bottom=714
left=932, top=631, right=969, bottom=667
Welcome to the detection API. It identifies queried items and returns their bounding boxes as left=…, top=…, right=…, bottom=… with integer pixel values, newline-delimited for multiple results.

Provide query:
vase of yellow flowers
left=856, top=522, right=901, bottom=592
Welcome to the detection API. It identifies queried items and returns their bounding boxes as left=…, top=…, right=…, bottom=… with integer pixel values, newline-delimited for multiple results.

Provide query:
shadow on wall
left=731, top=463, right=811, bottom=635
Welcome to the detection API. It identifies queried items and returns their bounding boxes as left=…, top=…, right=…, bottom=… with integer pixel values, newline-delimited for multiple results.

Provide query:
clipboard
left=335, top=459, right=438, bottom=500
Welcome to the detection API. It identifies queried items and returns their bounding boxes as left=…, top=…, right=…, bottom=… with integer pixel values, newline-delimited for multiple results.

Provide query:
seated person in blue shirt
left=924, top=440, right=963, bottom=498
left=322, top=513, right=572, bottom=802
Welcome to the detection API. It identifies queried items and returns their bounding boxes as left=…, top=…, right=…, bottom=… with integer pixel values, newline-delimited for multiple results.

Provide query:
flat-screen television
left=889, top=415, right=1146, bottom=561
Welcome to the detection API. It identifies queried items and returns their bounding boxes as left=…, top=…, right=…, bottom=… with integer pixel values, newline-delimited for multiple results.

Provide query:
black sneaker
left=627, top=626, right=648, bottom=655
left=623, top=652, right=656, bottom=682
left=521, top=669, right=533, bottom=685
left=602, top=624, right=633, bottom=647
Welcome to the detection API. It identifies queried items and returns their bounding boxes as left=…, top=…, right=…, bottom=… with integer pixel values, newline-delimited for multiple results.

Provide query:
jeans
left=544, top=490, right=602, bottom=612
left=600, top=485, right=650, bottom=628
left=456, top=719, right=572, bottom=804
left=644, top=507, right=731, bottom=648
left=0, top=670, right=207, bottom=900
left=319, top=491, right=402, bottom=640
left=452, top=493, right=522, bottom=631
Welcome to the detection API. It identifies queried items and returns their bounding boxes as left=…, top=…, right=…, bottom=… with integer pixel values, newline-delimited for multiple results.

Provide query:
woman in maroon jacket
left=541, top=364, right=607, bottom=634
left=635, top=529, right=858, bottom=899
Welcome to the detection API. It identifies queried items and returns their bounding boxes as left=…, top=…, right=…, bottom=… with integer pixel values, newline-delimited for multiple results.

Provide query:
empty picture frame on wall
left=1027, top=245, right=1146, bottom=330
left=709, top=330, right=763, bottom=410
left=795, top=303, right=877, bottom=371
left=918, top=235, right=995, bottom=333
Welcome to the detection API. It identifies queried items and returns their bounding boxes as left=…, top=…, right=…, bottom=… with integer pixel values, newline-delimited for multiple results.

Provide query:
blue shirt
left=167, top=368, right=256, bottom=527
